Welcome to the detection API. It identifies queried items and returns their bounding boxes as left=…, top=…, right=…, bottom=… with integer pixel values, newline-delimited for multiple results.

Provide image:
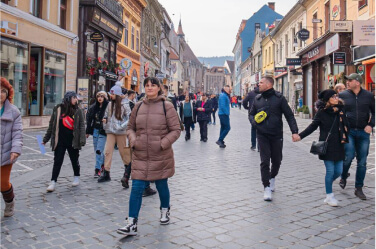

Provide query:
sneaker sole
left=116, top=230, right=137, bottom=236
left=160, top=221, right=170, bottom=225
left=264, top=198, right=272, bottom=201
left=72, top=184, right=79, bottom=187
left=46, top=189, right=55, bottom=192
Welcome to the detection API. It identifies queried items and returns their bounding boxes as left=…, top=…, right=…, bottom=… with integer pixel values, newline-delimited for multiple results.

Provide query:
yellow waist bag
left=254, top=111, right=268, bottom=124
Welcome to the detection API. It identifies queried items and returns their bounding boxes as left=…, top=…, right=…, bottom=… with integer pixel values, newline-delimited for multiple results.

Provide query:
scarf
left=326, top=105, right=349, bottom=144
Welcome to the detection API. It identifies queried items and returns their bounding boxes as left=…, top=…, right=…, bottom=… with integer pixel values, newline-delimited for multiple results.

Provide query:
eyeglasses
left=331, top=95, right=339, bottom=99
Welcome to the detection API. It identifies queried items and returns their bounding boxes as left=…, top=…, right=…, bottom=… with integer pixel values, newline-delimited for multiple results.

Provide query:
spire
left=177, top=17, right=185, bottom=37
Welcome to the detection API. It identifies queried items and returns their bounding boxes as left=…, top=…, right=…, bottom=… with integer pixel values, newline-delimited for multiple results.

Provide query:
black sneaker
left=121, top=176, right=129, bottom=188
left=216, top=140, right=226, bottom=148
left=185, top=136, right=188, bottom=141
left=117, top=217, right=138, bottom=236
left=251, top=146, right=256, bottom=151
left=355, top=187, right=367, bottom=200
left=339, top=178, right=346, bottom=189
left=203, top=138, right=207, bottom=142
left=97, top=170, right=111, bottom=183
left=94, top=169, right=100, bottom=178
left=143, top=186, right=157, bottom=197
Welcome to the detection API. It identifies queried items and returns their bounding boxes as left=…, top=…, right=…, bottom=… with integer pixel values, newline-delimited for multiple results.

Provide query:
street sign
left=333, top=52, right=346, bottom=65
left=90, top=32, right=104, bottom=42
left=312, top=19, right=322, bottom=23
left=286, top=58, right=302, bottom=66
left=298, top=29, right=310, bottom=41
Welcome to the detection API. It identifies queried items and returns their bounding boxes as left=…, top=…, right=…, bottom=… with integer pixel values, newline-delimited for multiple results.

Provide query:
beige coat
left=126, top=95, right=181, bottom=181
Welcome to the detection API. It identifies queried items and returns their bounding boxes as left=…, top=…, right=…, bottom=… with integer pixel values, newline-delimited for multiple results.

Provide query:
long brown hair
left=111, top=95, right=123, bottom=121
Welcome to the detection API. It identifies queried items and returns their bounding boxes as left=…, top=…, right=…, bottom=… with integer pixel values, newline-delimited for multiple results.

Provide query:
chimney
left=268, top=2, right=275, bottom=11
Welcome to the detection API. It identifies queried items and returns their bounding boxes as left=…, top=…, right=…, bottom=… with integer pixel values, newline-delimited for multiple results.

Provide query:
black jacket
left=195, top=100, right=212, bottom=122
left=86, top=100, right=109, bottom=136
left=210, top=97, right=218, bottom=111
left=243, top=87, right=260, bottom=112
left=249, top=88, right=298, bottom=137
left=299, top=106, right=348, bottom=161
left=339, top=88, right=375, bottom=130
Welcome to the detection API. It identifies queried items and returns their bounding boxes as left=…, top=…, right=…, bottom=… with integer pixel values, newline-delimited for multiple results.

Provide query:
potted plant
left=298, top=106, right=303, bottom=118
left=302, top=106, right=310, bottom=119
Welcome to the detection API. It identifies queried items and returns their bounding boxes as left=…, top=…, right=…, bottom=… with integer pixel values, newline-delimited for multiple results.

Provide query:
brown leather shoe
left=354, top=187, right=367, bottom=200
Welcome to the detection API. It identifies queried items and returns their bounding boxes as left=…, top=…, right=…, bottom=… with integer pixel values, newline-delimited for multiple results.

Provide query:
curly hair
left=0, top=77, right=14, bottom=103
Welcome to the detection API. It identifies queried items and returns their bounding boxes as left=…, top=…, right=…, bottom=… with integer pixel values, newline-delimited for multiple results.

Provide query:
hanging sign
left=90, top=32, right=104, bottom=42
left=275, top=67, right=287, bottom=73
left=119, top=58, right=132, bottom=76
left=332, top=5, right=339, bottom=19
left=333, top=52, right=346, bottom=65
left=298, top=29, right=310, bottom=41
left=286, top=58, right=302, bottom=66
left=357, top=65, right=365, bottom=75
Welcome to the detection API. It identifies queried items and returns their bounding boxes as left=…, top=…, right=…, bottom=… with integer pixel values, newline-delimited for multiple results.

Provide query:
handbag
left=310, top=116, right=337, bottom=156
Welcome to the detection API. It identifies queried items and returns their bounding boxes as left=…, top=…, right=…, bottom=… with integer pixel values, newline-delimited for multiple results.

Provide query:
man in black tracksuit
left=249, top=76, right=300, bottom=201
left=243, top=85, right=260, bottom=150
left=339, top=73, right=375, bottom=200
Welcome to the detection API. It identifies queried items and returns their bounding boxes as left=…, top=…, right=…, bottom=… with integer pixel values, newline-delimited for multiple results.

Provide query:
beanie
left=318, top=89, right=337, bottom=102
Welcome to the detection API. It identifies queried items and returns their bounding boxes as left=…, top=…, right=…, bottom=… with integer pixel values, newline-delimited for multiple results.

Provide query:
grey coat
left=1, top=100, right=23, bottom=166
left=43, top=105, right=86, bottom=151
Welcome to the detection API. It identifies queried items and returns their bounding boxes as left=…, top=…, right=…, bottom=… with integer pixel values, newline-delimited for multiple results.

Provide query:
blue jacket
left=218, top=92, right=230, bottom=116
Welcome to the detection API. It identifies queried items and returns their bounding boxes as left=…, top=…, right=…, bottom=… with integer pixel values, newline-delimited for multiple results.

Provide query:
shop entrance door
left=29, top=47, right=42, bottom=115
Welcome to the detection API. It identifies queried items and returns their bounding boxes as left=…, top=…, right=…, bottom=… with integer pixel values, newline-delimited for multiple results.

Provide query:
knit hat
left=318, top=89, right=337, bottom=102
left=96, top=91, right=108, bottom=100
left=63, top=91, right=77, bottom=103
left=108, top=85, right=123, bottom=96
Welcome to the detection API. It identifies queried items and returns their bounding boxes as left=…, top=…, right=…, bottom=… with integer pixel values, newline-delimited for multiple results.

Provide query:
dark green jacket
left=43, top=105, right=86, bottom=151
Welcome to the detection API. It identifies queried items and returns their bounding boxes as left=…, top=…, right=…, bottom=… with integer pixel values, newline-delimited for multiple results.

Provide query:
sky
left=159, top=0, right=299, bottom=57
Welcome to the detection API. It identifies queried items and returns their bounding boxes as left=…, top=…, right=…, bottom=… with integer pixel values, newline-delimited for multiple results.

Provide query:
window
left=340, top=0, right=347, bottom=20
left=359, top=0, right=367, bottom=9
left=131, top=26, right=135, bottom=50
left=298, top=22, right=303, bottom=47
left=279, top=40, right=282, bottom=60
left=32, top=0, right=43, bottom=18
left=60, top=0, right=67, bottom=30
left=325, top=1, right=330, bottom=32
left=17, top=48, right=25, bottom=57
left=124, top=21, right=128, bottom=46
left=313, top=13, right=318, bottom=40
left=269, top=47, right=271, bottom=63
left=291, top=27, right=296, bottom=52
left=285, top=34, right=288, bottom=57
left=264, top=50, right=267, bottom=66
left=1, top=0, right=10, bottom=4
left=136, top=30, right=140, bottom=52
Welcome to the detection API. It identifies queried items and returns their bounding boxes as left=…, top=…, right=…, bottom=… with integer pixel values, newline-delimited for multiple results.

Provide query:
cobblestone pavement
left=1, top=109, right=375, bottom=249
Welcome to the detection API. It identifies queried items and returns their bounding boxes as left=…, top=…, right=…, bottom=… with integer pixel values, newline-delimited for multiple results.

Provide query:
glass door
left=29, top=47, right=42, bottom=115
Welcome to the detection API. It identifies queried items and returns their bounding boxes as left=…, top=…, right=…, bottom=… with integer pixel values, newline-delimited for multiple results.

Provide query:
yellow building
left=1, top=0, right=79, bottom=127
left=117, top=0, right=147, bottom=92
left=261, top=34, right=275, bottom=77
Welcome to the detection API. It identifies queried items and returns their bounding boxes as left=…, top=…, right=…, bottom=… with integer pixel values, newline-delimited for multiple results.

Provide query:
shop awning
left=362, top=58, right=375, bottom=65
left=275, top=72, right=288, bottom=79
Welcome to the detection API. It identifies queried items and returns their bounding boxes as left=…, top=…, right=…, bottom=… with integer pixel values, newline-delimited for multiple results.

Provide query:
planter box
left=299, top=112, right=303, bottom=118
left=302, top=113, right=310, bottom=119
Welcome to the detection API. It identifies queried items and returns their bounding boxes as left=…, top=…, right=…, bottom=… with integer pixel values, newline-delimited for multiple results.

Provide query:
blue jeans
left=218, top=115, right=231, bottom=142
left=251, top=125, right=257, bottom=148
left=93, top=128, right=106, bottom=170
left=341, top=129, right=370, bottom=188
left=324, top=160, right=343, bottom=194
left=129, top=179, right=170, bottom=219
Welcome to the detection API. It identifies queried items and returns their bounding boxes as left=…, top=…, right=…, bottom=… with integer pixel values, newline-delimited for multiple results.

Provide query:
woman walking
left=0, top=77, right=23, bottom=217
left=195, top=94, right=212, bottom=142
left=43, top=91, right=86, bottom=192
left=179, top=95, right=195, bottom=141
left=117, top=77, right=181, bottom=236
left=97, top=84, right=131, bottom=183
left=86, top=91, right=109, bottom=177
left=297, top=89, right=349, bottom=206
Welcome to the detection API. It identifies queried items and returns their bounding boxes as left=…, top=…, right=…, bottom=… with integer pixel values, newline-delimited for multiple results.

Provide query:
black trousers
left=211, top=111, right=216, bottom=123
left=199, top=121, right=208, bottom=140
left=51, top=144, right=80, bottom=181
left=257, top=133, right=283, bottom=188
left=184, top=117, right=193, bottom=139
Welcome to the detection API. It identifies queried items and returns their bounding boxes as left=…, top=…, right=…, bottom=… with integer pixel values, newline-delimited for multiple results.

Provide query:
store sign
left=353, top=20, right=375, bottom=46
left=333, top=52, right=346, bottom=65
left=275, top=67, right=287, bottom=73
left=90, top=32, right=104, bottom=42
left=301, top=42, right=326, bottom=65
left=326, top=34, right=340, bottom=55
left=92, top=9, right=122, bottom=39
left=131, top=69, right=138, bottom=85
left=0, top=21, right=18, bottom=36
left=156, top=73, right=165, bottom=79
left=298, top=29, right=310, bottom=41
left=357, top=65, right=365, bottom=75
left=353, top=46, right=376, bottom=62
left=286, top=58, right=301, bottom=66
left=0, top=36, right=27, bottom=49
left=330, top=21, right=352, bottom=33
left=332, top=5, right=339, bottom=18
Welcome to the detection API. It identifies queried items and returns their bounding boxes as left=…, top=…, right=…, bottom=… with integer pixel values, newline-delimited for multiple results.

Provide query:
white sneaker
left=270, top=178, right=275, bottom=192
left=72, top=176, right=80, bottom=187
left=324, top=193, right=338, bottom=207
left=4, top=199, right=15, bottom=217
left=117, top=217, right=138, bottom=236
left=264, top=187, right=272, bottom=201
left=47, top=181, right=56, bottom=192
left=160, top=207, right=170, bottom=225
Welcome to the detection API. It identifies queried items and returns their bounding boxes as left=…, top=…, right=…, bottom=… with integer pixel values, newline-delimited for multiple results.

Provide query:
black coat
left=195, top=100, right=212, bottom=122
left=299, top=107, right=348, bottom=161
left=339, top=88, right=375, bottom=130
left=210, top=97, right=218, bottom=111
left=243, top=87, right=260, bottom=111
left=86, top=100, right=108, bottom=136
left=249, top=88, right=298, bottom=137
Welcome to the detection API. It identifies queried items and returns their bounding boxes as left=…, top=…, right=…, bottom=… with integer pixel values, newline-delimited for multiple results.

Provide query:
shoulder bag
left=310, top=116, right=337, bottom=156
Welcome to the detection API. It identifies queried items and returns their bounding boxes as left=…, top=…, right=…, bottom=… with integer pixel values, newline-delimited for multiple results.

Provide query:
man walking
left=339, top=73, right=375, bottom=200
left=243, top=85, right=260, bottom=151
left=216, top=85, right=231, bottom=148
left=249, top=77, right=299, bottom=201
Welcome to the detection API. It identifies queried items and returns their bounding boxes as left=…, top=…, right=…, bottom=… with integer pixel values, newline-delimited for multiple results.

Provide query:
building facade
left=249, top=29, right=263, bottom=90
left=1, top=0, right=79, bottom=127
left=203, top=67, right=227, bottom=95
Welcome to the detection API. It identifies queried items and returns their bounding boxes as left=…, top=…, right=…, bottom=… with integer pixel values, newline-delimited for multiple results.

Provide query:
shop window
left=313, top=13, right=318, bottom=40
left=279, top=40, right=282, bottom=60
left=124, top=21, right=129, bottom=46
left=60, top=0, right=67, bottom=30
left=44, top=50, right=66, bottom=115
left=1, top=0, right=10, bottom=4
left=0, top=37, right=29, bottom=116
left=136, top=30, right=140, bottom=53
left=98, top=37, right=109, bottom=62
left=359, top=0, right=367, bottom=9
left=110, top=40, right=116, bottom=63
left=32, top=0, right=43, bottom=18
left=17, top=47, right=26, bottom=57
left=131, top=26, right=135, bottom=50
left=325, top=1, right=330, bottom=32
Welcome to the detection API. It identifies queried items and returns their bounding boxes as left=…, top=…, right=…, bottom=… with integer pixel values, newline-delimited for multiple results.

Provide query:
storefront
left=0, top=35, right=67, bottom=118
left=77, top=0, right=124, bottom=103
left=353, top=46, right=375, bottom=94
left=298, top=33, right=352, bottom=115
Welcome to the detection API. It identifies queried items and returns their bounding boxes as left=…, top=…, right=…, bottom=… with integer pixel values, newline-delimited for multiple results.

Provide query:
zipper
left=146, top=103, right=150, bottom=178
